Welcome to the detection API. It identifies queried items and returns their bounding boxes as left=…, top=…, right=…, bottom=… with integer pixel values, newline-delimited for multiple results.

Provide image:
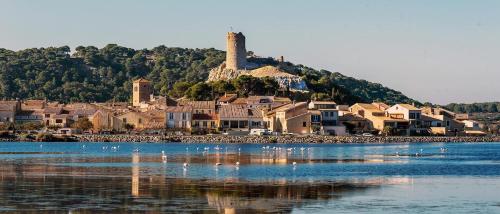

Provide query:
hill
left=0, top=45, right=418, bottom=105
left=445, top=102, right=500, bottom=113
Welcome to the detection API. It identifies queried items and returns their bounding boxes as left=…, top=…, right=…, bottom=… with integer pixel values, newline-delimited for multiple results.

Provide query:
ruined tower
left=226, top=32, right=247, bottom=70
left=132, top=78, right=151, bottom=107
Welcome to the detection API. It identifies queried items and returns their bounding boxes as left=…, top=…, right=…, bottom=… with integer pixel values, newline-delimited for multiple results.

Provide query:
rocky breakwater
left=76, top=135, right=500, bottom=144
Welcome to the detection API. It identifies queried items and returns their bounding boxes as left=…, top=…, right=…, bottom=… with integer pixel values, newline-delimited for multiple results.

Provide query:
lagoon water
left=0, top=142, right=499, bottom=213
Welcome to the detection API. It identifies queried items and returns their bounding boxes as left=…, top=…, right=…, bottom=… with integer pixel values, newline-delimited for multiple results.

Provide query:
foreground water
left=0, top=142, right=499, bottom=213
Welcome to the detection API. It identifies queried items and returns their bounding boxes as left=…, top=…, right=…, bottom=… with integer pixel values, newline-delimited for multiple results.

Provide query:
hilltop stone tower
left=132, top=78, right=151, bottom=107
left=226, top=32, right=247, bottom=70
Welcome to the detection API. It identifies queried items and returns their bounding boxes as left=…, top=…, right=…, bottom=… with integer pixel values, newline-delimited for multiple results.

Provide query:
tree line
left=0, top=45, right=418, bottom=105
left=445, top=102, right=500, bottom=113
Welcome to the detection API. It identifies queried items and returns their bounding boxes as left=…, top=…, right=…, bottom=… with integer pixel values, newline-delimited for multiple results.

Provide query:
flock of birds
left=152, top=145, right=307, bottom=171
left=36, top=143, right=449, bottom=171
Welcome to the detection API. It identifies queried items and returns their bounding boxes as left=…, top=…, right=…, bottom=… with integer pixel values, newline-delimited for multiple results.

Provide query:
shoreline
left=2, top=134, right=498, bottom=144
left=73, top=135, right=500, bottom=144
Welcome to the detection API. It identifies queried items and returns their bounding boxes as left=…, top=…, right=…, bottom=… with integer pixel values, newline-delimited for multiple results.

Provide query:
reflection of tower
left=131, top=152, right=140, bottom=197
left=226, top=32, right=247, bottom=70
left=132, top=78, right=151, bottom=107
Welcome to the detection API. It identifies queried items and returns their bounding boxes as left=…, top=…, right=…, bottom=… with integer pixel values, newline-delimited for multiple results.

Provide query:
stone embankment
left=75, top=135, right=500, bottom=144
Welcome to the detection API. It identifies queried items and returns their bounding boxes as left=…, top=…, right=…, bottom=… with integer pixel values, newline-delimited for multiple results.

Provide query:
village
left=0, top=32, right=489, bottom=140
left=0, top=77, right=486, bottom=139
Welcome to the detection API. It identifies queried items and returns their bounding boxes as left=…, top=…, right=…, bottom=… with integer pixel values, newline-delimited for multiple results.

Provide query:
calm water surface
left=0, top=142, right=499, bottom=213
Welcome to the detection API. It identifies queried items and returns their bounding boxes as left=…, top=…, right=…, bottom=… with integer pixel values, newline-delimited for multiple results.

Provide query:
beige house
left=117, top=110, right=165, bottom=131
left=339, top=113, right=372, bottom=134
left=308, top=101, right=346, bottom=135
left=349, top=103, right=409, bottom=135
left=218, top=105, right=265, bottom=133
left=42, top=107, right=64, bottom=127
left=165, top=106, right=192, bottom=130
left=0, top=100, right=20, bottom=123
left=386, top=104, right=425, bottom=135
left=16, top=100, right=45, bottom=124
left=178, top=101, right=217, bottom=132
left=90, top=109, right=122, bottom=131
left=421, top=107, right=464, bottom=136
left=265, top=102, right=311, bottom=134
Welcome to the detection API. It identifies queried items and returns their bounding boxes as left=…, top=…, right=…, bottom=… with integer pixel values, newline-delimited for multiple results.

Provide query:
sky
left=1, top=0, right=499, bottom=104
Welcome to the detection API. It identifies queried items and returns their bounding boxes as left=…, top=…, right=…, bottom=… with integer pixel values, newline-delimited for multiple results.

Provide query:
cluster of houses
left=0, top=78, right=485, bottom=136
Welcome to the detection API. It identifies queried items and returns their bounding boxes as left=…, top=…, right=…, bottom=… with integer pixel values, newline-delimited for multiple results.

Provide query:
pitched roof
left=230, top=98, right=248, bottom=105
left=396, top=104, right=420, bottom=111
left=219, top=105, right=263, bottom=119
left=43, top=107, right=63, bottom=114
left=310, top=100, right=337, bottom=105
left=177, top=100, right=216, bottom=109
left=218, top=94, right=238, bottom=102
left=192, top=113, right=217, bottom=120
left=133, top=78, right=150, bottom=83
left=21, top=100, right=46, bottom=110
left=269, top=102, right=307, bottom=114
left=164, top=106, right=192, bottom=113
left=352, top=103, right=382, bottom=111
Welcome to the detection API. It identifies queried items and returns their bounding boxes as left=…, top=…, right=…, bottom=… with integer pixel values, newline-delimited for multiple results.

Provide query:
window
left=416, top=113, right=421, bottom=119
left=446, top=120, right=450, bottom=127
left=203, top=121, right=208, bottom=128
left=182, top=121, right=187, bottom=128
left=56, top=119, right=63, bottom=123
left=239, top=121, right=248, bottom=128
left=230, top=121, right=239, bottom=128
left=211, top=121, right=216, bottom=128
left=134, top=86, right=138, bottom=92
left=138, top=118, right=142, bottom=124
left=409, top=113, right=416, bottom=119
left=122, top=118, right=127, bottom=123
left=168, top=113, right=174, bottom=120
left=45, top=114, right=50, bottom=118
left=303, top=122, right=307, bottom=127
left=251, top=121, right=261, bottom=127
left=181, top=113, right=186, bottom=120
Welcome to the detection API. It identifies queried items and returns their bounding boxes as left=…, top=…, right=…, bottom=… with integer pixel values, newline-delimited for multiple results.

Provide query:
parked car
left=249, top=129, right=271, bottom=136
left=362, top=133, right=374, bottom=137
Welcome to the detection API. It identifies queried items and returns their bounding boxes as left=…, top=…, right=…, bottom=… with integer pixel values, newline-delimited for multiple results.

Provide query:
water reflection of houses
left=131, top=152, right=140, bottom=197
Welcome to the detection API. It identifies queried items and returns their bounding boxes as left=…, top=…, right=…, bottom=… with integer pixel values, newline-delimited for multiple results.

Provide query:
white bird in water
left=183, top=163, right=189, bottom=169
left=292, top=161, right=297, bottom=166
left=161, top=151, right=167, bottom=162
left=215, top=162, right=222, bottom=166
left=235, top=161, right=240, bottom=166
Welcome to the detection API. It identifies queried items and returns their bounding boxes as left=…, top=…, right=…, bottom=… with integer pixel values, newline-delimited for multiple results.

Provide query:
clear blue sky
left=1, top=0, right=499, bottom=104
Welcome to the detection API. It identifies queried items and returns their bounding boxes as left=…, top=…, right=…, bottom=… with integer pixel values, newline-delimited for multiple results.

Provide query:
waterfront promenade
left=74, top=134, right=500, bottom=144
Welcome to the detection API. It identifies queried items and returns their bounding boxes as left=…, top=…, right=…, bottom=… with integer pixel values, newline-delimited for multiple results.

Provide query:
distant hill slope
left=0, top=45, right=417, bottom=105
left=445, top=102, right=500, bottom=113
